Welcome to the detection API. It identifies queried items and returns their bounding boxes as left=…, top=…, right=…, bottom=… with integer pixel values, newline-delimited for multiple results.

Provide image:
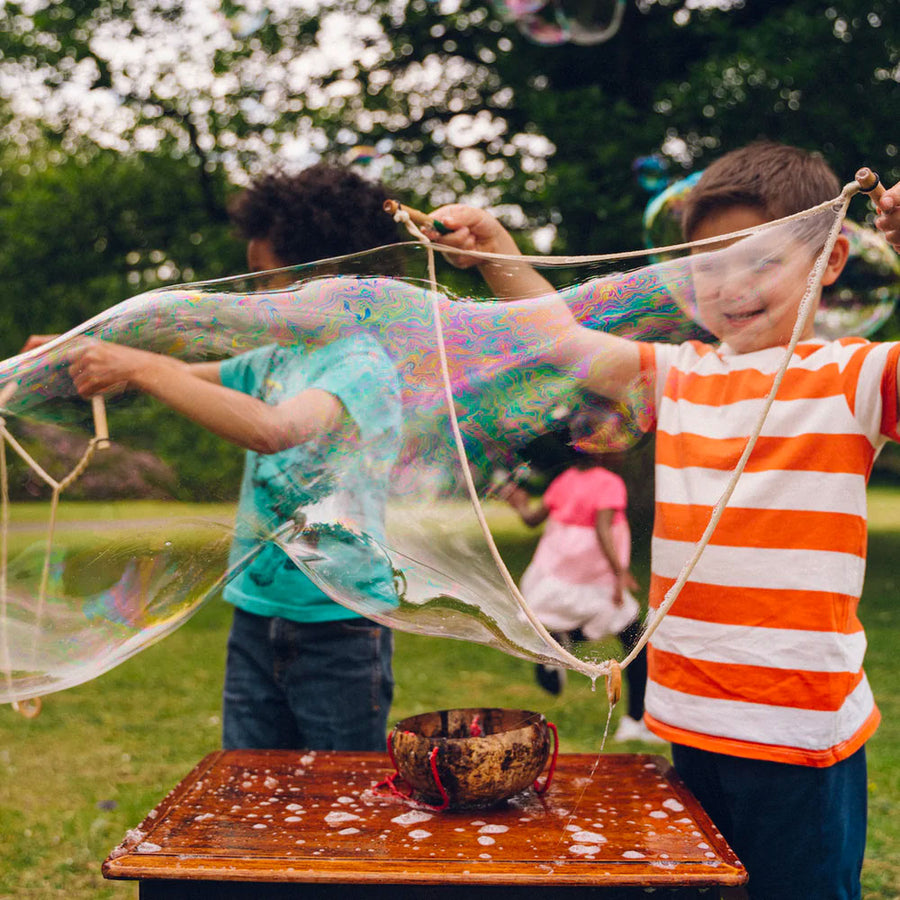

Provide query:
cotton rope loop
left=0, top=390, right=110, bottom=715
left=0, top=173, right=896, bottom=708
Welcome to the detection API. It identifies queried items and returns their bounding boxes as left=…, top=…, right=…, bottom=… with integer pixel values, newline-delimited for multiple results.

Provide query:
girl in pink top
left=505, top=454, right=658, bottom=742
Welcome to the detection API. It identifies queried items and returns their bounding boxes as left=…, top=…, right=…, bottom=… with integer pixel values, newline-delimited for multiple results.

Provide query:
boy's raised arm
left=68, top=342, right=344, bottom=454
left=424, top=204, right=556, bottom=301
left=422, top=204, right=645, bottom=397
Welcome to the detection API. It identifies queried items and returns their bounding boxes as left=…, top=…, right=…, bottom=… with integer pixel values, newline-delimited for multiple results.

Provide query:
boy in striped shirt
left=431, top=143, right=900, bottom=899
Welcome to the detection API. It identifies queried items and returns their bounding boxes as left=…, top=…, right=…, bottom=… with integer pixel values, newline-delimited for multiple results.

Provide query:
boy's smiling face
left=689, top=205, right=822, bottom=354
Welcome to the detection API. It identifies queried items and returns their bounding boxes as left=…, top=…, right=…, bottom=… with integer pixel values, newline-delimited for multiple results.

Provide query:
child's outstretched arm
left=20, top=334, right=59, bottom=353
left=425, top=204, right=645, bottom=399
left=501, top=482, right=550, bottom=528
left=875, top=180, right=900, bottom=253
left=68, top=342, right=345, bottom=453
left=424, top=205, right=556, bottom=301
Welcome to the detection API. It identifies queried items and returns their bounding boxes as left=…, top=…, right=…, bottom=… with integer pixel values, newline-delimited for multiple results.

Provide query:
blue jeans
left=672, top=743, right=867, bottom=900
left=223, top=607, right=394, bottom=751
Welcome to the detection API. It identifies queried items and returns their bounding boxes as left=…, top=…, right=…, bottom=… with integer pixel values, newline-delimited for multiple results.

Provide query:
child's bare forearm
left=136, top=363, right=343, bottom=453
left=594, top=511, right=625, bottom=577
left=131, top=358, right=287, bottom=453
left=594, top=509, right=636, bottom=606
left=69, top=343, right=341, bottom=454
left=426, top=204, right=554, bottom=300
left=516, top=502, right=550, bottom=527
left=477, top=259, right=555, bottom=301
left=502, top=484, right=549, bottom=527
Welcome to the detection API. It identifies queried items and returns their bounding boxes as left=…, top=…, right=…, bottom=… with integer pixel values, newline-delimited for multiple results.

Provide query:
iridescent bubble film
left=642, top=171, right=704, bottom=255
left=0, top=199, right=867, bottom=704
left=632, top=153, right=671, bottom=197
left=491, top=0, right=625, bottom=46
left=817, top=220, right=900, bottom=339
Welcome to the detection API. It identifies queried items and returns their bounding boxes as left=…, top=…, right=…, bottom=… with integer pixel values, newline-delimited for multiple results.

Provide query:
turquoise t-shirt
left=220, top=333, right=402, bottom=622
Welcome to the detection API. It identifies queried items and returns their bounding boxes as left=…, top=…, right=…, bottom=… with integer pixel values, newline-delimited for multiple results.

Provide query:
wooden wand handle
left=606, top=659, right=622, bottom=706
left=855, top=167, right=886, bottom=204
left=92, top=395, right=110, bottom=449
left=383, top=199, right=451, bottom=235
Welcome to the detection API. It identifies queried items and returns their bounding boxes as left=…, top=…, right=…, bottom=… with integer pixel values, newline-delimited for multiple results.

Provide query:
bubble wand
left=856, top=167, right=886, bottom=204
left=383, top=200, right=452, bottom=236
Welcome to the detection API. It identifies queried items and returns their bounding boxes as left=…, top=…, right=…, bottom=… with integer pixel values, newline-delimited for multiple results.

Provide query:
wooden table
left=103, top=750, right=746, bottom=899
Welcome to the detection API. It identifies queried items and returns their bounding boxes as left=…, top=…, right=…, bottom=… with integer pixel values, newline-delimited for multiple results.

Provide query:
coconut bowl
left=388, top=707, right=552, bottom=809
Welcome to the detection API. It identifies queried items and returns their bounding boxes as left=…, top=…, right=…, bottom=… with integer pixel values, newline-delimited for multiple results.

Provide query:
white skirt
left=519, top=518, right=639, bottom=639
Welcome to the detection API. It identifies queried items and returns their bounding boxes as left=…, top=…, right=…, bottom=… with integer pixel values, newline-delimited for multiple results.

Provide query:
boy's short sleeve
left=307, top=334, right=401, bottom=441
left=843, top=340, right=900, bottom=445
left=638, top=341, right=657, bottom=376
left=877, top=343, right=900, bottom=442
left=219, top=345, right=274, bottom=396
left=642, top=341, right=671, bottom=417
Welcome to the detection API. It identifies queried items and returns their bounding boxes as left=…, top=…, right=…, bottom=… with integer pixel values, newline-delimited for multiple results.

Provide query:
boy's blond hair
left=682, top=141, right=841, bottom=240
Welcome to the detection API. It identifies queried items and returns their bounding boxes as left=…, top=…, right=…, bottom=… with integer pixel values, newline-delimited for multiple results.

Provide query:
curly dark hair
left=227, top=163, right=404, bottom=265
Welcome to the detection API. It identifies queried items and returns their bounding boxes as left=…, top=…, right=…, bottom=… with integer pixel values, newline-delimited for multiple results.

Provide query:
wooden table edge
left=102, top=751, right=746, bottom=888
left=103, top=859, right=748, bottom=888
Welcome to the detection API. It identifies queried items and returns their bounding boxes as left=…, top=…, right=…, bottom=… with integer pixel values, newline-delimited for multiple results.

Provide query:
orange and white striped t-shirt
left=641, top=337, right=900, bottom=767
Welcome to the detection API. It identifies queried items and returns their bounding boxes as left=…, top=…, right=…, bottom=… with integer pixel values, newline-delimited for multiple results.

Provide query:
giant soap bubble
left=491, top=0, right=626, bottom=46
left=815, top=219, right=900, bottom=339
left=642, top=171, right=703, bottom=253
left=0, top=187, right=881, bottom=707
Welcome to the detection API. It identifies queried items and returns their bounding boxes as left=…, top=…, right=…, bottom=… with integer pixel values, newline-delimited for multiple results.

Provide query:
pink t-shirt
left=543, top=466, right=627, bottom=527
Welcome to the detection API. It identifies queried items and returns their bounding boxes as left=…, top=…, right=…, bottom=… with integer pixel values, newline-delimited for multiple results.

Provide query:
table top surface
left=103, top=750, right=746, bottom=888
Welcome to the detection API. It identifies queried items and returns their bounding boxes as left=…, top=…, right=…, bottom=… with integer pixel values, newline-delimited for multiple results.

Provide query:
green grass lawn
left=1, top=492, right=899, bottom=898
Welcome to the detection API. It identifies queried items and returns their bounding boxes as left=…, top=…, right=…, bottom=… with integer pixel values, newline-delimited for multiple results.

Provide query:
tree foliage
left=1, top=0, right=895, bottom=255
left=0, top=147, right=247, bottom=498
left=0, top=0, right=897, bottom=496
left=0, top=147, right=244, bottom=355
